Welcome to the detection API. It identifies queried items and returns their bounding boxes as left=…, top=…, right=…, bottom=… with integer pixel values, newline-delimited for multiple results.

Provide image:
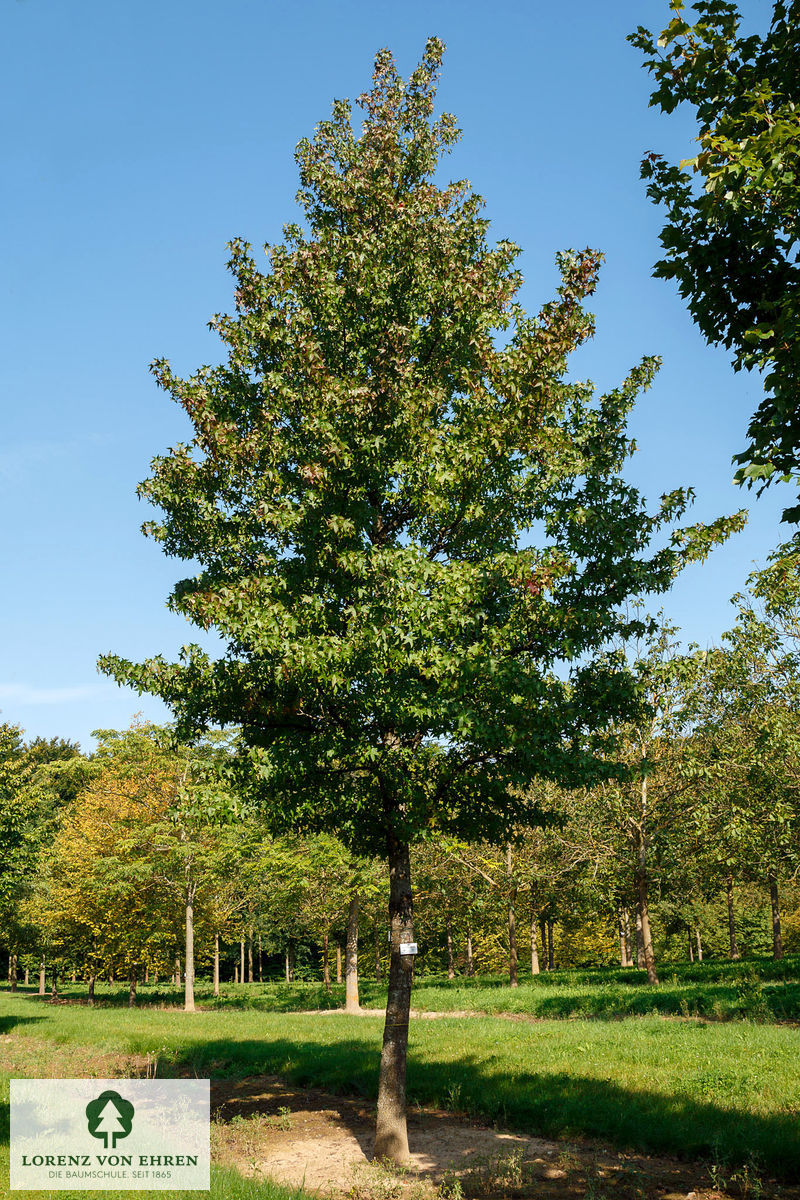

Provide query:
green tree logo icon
left=85, top=1090, right=135, bottom=1149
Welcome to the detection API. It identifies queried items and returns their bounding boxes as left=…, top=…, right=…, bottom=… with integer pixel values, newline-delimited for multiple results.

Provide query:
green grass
left=21, top=953, right=800, bottom=1023
left=2, top=986, right=800, bottom=1180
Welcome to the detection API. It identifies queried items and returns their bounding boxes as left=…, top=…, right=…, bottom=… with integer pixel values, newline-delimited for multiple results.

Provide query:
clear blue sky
left=1, top=0, right=786, bottom=752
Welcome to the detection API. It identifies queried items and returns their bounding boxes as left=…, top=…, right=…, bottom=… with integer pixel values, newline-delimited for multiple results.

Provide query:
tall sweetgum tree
left=101, top=39, right=743, bottom=1160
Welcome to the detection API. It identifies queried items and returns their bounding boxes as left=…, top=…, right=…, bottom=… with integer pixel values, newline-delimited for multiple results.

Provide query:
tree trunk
left=88, top=975, right=95, bottom=1005
left=213, top=934, right=220, bottom=997
left=695, top=927, right=703, bottom=963
left=726, top=876, right=740, bottom=960
left=285, top=947, right=290, bottom=983
left=445, top=912, right=455, bottom=980
left=530, top=906, right=540, bottom=976
left=769, top=869, right=783, bottom=960
left=248, top=926, right=254, bottom=984
left=539, top=916, right=548, bottom=969
left=688, top=926, right=694, bottom=962
left=622, top=907, right=632, bottom=966
left=10, top=951, right=18, bottom=993
left=345, top=893, right=360, bottom=1013
left=240, top=938, right=245, bottom=983
left=466, top=931, right=474, bottom=977
left=506, top=844, right=518, bottom=987
left=175, top=954, right=181, bottom=985
left=258, top=933, right=263, bottom=982
left=51, top=965, right=58, bottom=998
left=635, top=908, right=645, bottom=968
left=39, top=956, right=46, bottom=996
left=322, top=931, right=331, bottom=989
left=71, top=970, right=76, bottom=983
left=336, top=943, right=342, bottom=984
left=618, top=905, right=631, bottom=967
left=144, top=966, right=149, bottom=984
left=24, top=968, right=29, bottom=986
left=234, top=965, right=239, bottom=984
left=635, top=827, right=658, bottom=984
left=185, top=897, right=196, bottom=1012
left=129, top=968, right=137, bottom=1008
left=374, top=833, right=414, bottom=1164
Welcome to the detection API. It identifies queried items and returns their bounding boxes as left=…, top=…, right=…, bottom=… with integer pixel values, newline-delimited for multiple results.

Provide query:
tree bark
left=374, top=832, right=414, bottom=1164
left=24, top=968, right=29, bottom=986
left=445, top=912, right=455, bottom=980
left=695, top=927, right=703, bottom=963
left=240, top=938, right=245, bottom=983
left=336, top=943, right=342, bottom=984
left=530, top=904, right=540, bottom=976
left=10, top=951, right=17, bottom=992
left=284, top=947, right=290, bottom=984
left=345, top=893, right=360, bottom=1013
left=466, top=931, right=474, bottom=977
left=726, top=876, right=740, bottom=960
left=635, top=828, right=658, bottom=984
left=506, top=844, right=518, bottom=987
left=322, top=931, right=331, bottom=989
left=635, top=908, right=645, bottom=967
left=129, top=968, right=137, bottom=1008
left=185, top=897, right=196, bottom=1012
left=258, top=933, right=263, bottom=982
left=88, top=975, right=95, bottom=1005
left=622, top=907, right=632, bottom=967
left=175, top=954, right=181, bottom=985
left=213, top=934, right=220, bottom=997
left=38, top=956, right=46, bottom=996
left=234, top=965, right=239, bottom=983
left=248, top=926, right=254, bottom=984
left=769, top=869, right=783, bottom=960
left=618, top=905, right=632, bottom=967
left=539, top=916, right=548, bottom=968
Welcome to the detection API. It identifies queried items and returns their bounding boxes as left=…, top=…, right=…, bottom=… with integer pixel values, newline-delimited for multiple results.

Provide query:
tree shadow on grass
left=0, top=1014, right=44, bottom=1036
left=155, top=1035, right=800, bottom=1182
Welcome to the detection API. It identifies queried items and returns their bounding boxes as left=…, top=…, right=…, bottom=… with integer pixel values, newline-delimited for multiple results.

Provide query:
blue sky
left=1, top=0, right=786, bottom=752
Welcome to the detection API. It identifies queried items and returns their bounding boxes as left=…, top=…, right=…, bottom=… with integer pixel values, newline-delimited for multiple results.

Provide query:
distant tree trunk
left=322, top=932, right=331, bottom=989
left=144, top=966, right=149, bottom=984
left=445, top=912, right=455, bottom=980
left=506, top=844, right=518, bottom=987
left=346, top=893, right=360, bottom=1012
left=247, top=926, right=254, bottom=984
left=539, top=916, right=548, bottom=969
left=285, top=947, right=290, bottom=983
left=24, top=968, right=29, bottom=986
left=51, top=965, right=58, bottom=998
left=622, top=907, right=632, bottom=966
left=635, top=825, right=658, bottom=984
left=726, top=876, right=740, bottom=960
left=234, top=965, right=239, bottom=983
left=769, top=869, right=783, bottom=960
left=695, top=927, right=703, bottom=963
left=258, top=933, right=263, bottom=982
left=185, top=896, right=196, bottom=1012
left=466, top=931, right=474, bottom=977
left=71, top=970, right=76, bottom=983
left=213, top=934, right=220, bottom=997
left=374, top=831, right=414, bottom=1164
left=240, top=938, right=245, bottom=982
left=128, top=968, right=137, bottom=1008
left=175, top=954, right=181, bottom=985
left=39, top=956, right=46, bottom=995
left=530, top=905, right=540, bottom=976
left=635, top=908, right=645, bottom=967
left=547, top=920, right=554, bottom=971
left=109, top=963, right=115, bottom=984
left=687, top=926, right=694, bottom=962
left=88, top=975, right=95, bottom=1005
left=375, top=926, right=383, bottom=983
left=10, top=951, right=18, bottom=992
left=618, top=905, right=632, bottom=967
left=336, top=943, right=342, bottom=983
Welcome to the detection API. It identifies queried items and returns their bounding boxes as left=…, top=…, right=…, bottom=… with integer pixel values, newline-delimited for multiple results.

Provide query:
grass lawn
left=2, top=981, right=800, bottom=1181
left=27, top=954, right=800, bottom=1023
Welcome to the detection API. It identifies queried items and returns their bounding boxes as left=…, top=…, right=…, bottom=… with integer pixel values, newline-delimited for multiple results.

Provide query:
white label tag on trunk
left=399, top=943, right=418, bottom=955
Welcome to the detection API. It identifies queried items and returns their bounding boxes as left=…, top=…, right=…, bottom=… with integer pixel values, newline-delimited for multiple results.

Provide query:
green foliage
left=631, top=2, right=800, bottom=522
left=99, top=39, right=742, bottom=857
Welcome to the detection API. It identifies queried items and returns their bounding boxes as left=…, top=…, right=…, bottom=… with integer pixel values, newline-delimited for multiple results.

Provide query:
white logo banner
left=10, top=1079, right=210, bottom=1190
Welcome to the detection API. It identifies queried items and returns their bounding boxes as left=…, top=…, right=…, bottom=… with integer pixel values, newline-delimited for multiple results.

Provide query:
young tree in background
left=631, top=2, right=800, bottom=524
left=100, top=40, right=743, bottom=1161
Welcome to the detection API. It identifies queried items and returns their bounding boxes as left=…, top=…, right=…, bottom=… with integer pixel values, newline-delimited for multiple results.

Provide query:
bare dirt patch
left=210, top=1074, right=789, bottom=1200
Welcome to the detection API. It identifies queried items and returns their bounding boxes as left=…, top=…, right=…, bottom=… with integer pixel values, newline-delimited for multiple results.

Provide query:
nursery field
left=2, top=957, right=800, bottom=1193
